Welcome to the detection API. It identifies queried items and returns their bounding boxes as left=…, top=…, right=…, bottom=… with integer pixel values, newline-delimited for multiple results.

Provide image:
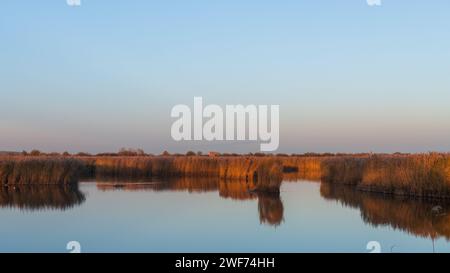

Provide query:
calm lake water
left=0, top=179, right=449, bottom=253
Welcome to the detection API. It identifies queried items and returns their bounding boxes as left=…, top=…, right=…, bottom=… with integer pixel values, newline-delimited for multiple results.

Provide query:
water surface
left=0, top=180, right=449, bottom=253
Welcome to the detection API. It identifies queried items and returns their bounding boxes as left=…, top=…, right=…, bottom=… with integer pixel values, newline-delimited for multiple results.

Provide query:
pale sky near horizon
left=1, top=0, right=450, bottom=154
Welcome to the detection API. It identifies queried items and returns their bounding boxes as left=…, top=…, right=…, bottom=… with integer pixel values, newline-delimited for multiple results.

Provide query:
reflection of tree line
left=0, top=184, right=85, bottom=211
left=320, top=183, right=450, bottom=241
left=96, top=178, right=284, bottom=226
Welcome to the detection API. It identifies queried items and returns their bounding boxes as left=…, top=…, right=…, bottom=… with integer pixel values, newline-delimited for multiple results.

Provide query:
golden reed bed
left=89, top=156, right=283, bottom=192
left=1, top=153, right=450, bottom=197
left=321, top=154, right=450, bottom=198
left=0, top=157, right=83, bottom=185
left=0, top=155, right=283, bottom=192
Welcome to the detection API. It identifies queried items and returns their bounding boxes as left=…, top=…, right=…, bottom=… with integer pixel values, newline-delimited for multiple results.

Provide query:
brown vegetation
left=0, top=155, right=283, bottom=192
left=90, top=156, right=283, bottom=192
left=3, top=152, right=450, bottom=198
left=321, top=154, right=450, bottom=198
left=0, top=157, right=84, bottom=185
left=279, top=156, right=324, bottom=181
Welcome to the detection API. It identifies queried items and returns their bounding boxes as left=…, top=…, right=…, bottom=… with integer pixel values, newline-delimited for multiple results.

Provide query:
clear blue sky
left=1, top=0, right=450, bottom=154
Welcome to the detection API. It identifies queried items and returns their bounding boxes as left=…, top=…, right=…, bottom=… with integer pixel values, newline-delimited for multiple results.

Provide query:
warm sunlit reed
left=0, top=156, right=83, bottom=185
left=321, top=153, right=450, bottom=198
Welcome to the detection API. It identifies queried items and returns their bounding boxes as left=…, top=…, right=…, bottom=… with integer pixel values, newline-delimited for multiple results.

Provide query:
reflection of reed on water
left=96, top=177, right=219, bottom=193
left=257, top=192, right=284, bottom=226
left=96, top=178, right=284, bottom=226
left=218, top=180, right=284, bottom=226
left=282, top=171, right=322, bottom=182
left=218, top=180, right=257, bottom=200
left=0, top=184, right=85, bottom=211
left=320, top=183, right=450, bottom=241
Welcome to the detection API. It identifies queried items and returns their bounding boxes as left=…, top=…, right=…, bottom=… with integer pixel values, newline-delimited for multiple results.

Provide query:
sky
left=1, top=0, right=450, bottom=154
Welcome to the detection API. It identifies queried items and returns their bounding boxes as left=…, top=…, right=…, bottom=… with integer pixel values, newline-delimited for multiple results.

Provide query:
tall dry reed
left=0, top=157, right=84, bottom=185
left=279, top=156, right=324, bottom=181
left=322, top=154, right=450, bottom=198
left=89, top=156, right=283, bottom=192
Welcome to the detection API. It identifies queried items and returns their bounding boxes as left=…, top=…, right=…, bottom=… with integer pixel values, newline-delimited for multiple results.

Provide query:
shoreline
left=1, top=153, right=450, bottom=199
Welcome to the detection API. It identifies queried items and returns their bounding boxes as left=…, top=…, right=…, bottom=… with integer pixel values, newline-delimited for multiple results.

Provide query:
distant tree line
left=15, top=149, right=413, bottom=158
